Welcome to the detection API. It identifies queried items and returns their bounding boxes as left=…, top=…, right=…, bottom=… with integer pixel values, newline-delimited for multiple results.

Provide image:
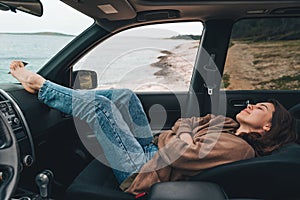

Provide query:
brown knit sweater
left=120, top=114, right=255, bottom=195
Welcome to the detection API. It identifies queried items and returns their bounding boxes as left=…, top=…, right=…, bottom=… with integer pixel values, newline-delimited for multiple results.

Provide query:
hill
left=0, top=32, right=75, bottom=37
left=231, top=18, right=300, bottom=41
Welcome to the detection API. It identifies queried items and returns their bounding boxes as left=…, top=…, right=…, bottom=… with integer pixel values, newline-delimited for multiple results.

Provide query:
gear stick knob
left=35, top=170, right=54, bottom=198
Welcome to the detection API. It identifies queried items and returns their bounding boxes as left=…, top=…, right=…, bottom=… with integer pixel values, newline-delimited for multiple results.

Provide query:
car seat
left=66, top=103, right=300, bottom=200
left=190, top=103, right=300, bottom=199
left=289, top=103, right=300, bottom=141
left=66, top=161, right=228, bottom=200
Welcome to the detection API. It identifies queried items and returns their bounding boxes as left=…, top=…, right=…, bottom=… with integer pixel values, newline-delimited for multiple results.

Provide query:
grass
left=225, top=39, right=300, bottom=90
left=258, top=74, right=300, bottom=90
left=222, top=73, right=231, bottom=88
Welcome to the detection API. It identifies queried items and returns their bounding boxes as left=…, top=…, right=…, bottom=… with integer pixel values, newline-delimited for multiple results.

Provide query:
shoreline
left=152, top=39, right=300, bottom=91
left=150, top=41, right=199, bottom=90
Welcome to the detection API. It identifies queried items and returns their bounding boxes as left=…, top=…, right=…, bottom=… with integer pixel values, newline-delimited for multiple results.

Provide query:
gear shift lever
left=35, top=170, right=54, bottom=199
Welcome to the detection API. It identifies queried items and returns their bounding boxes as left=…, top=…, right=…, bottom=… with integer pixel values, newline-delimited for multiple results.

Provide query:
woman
left=9, top=61, right=297, bottom=195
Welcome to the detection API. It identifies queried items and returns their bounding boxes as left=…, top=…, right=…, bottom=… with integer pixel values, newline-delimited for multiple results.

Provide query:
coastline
left=152, top=39, right=300, bottom=91
left=0, top=32, right=75, bottom=37
left=150, top=41, right=199, bottom=90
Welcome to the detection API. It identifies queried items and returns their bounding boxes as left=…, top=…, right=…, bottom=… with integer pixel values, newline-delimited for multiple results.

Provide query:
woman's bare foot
left=9, top=61, right=46, bottom=94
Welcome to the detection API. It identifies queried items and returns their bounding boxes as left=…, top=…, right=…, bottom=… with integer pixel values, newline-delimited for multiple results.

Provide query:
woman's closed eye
left=256, top=104, right=269, bottom=111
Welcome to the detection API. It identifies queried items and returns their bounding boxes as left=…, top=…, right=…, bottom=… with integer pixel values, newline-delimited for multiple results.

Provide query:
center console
left=12, top=170, right=54, bottom=200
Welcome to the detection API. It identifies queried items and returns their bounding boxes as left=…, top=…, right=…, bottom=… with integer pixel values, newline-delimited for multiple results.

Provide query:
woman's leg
left=38, top=81, right=150, bottom=183
left=82, top=89, right=153, bottom=146
left=10, top=61, right=153, bottom=145
left=9, top=62, right=155, bottom=183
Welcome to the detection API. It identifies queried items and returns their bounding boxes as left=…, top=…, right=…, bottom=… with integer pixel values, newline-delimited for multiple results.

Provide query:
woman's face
left=236, top=102, right=275, bottom=134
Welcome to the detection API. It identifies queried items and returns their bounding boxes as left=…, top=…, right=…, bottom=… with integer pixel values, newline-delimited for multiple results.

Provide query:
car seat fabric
left=289, top=103, right=300, bottom=137
left=191, top=143, right=300, bottom=199
left=148, top=181, right=228, bottom=200
left=289, top=103, right=300, bottom=119
left=66, top=159, right=230, bottom=200
left=189, top=103, right=300, bottom=199
left=67, top=103, right=300, bottom=200
left=66, top=159, right=134, bottom=200
left=67, top=144, right=300, bottom=199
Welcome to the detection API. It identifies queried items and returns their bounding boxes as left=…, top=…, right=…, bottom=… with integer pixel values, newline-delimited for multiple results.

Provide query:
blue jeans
left=38, top=81, right=158, bottom=183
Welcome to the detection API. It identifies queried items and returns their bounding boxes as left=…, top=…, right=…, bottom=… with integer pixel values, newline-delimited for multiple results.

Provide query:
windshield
left=0, top=0, right=93, bottom=83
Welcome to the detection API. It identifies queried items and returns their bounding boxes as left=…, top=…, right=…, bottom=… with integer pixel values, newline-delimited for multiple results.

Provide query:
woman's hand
left=178, top=132, right=193, bottom=145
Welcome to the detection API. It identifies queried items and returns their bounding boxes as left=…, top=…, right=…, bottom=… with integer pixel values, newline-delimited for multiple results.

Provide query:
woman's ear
left=263, top=123, right=272, bottom=132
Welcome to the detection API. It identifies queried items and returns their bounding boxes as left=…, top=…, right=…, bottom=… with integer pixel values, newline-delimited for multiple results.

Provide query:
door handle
left=232, top=100, right=250, bottom=107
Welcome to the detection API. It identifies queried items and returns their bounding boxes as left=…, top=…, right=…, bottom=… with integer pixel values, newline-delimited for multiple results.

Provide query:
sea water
left=0, top=33, right=192, bottom=84
left=0, top=34, right=74, bottom=83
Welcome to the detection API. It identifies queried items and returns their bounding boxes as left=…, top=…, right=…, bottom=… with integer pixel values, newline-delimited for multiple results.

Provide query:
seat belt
left=204, top=53, right=217, bottom=96
left=203, top=53, right=221, bottom=115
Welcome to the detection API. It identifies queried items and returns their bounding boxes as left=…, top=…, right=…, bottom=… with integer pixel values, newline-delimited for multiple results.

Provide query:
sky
left=0, top=0, right=93, bottom=35
left=0, top=0, right=203, bottom=35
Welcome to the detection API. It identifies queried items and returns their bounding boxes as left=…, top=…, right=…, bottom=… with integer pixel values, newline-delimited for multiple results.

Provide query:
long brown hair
left=239, top=99, right=297, bottom=156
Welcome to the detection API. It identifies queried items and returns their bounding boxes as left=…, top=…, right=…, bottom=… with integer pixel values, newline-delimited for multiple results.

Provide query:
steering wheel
left=0, top=113, right=20, bottom=200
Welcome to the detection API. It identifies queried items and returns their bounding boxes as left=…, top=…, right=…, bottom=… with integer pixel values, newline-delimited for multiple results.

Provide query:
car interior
left=0, top=0, right=300, bottom=200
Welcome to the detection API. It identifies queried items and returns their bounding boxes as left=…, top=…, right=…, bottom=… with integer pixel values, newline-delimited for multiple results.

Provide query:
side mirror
left=72, top=70, right=98, bottom=90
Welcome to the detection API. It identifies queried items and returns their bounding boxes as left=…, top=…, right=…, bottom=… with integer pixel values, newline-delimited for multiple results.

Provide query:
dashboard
left=0, top=84, right=80, bottom=198
left=0, top=89, right=35, bottom=170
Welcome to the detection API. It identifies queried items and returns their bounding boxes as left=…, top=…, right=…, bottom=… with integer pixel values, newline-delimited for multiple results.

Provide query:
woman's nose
left=247, top=104, right=253, bottom=110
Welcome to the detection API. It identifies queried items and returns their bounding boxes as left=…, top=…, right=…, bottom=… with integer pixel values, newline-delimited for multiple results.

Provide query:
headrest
left=289, top=103, right=300, bottom=136
left=289, top=103, right=300, bottom=119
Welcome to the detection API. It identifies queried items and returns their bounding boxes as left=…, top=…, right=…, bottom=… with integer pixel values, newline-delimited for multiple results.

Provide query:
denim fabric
left=38, top=81, right=158, bottom=183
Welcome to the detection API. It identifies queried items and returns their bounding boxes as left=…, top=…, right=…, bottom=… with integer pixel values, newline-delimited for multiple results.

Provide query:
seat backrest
left=192, top=143, right=300, bottom=199
left=289, top=103, right=300, bottom=137
left=191, top=103, right=300, bottom=199
left=289, top=103, right=300, bottom=119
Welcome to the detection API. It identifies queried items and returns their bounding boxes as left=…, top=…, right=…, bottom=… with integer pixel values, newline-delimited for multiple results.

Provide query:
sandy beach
left=145, top=41, right=199, bottom=91
left=97, top=38, right=299, bottom=91
left=224, top=40, right=300, bottom=90
left=151, top=39, right=300, bottom=91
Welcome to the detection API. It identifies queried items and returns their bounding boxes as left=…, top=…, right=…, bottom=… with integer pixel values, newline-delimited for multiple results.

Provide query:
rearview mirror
left=0, top=0, right=43, bottom=16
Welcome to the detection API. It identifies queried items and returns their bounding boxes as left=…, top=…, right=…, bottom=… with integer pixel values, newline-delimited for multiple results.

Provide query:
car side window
left=73, top=22, right=202, bottom=92
left=222, top=18, right=300, bottom=90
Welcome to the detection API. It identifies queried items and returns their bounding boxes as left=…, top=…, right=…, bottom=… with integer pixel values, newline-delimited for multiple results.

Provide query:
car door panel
left=137, top=92, right=188, bottom=131
left=137, top=92, right=205, bottom=130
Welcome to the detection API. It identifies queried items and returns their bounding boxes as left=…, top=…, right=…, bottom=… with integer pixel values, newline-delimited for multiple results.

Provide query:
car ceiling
left=62, top=0, right=300, bottom=22
left=62, top=0, right=300, bottom=32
